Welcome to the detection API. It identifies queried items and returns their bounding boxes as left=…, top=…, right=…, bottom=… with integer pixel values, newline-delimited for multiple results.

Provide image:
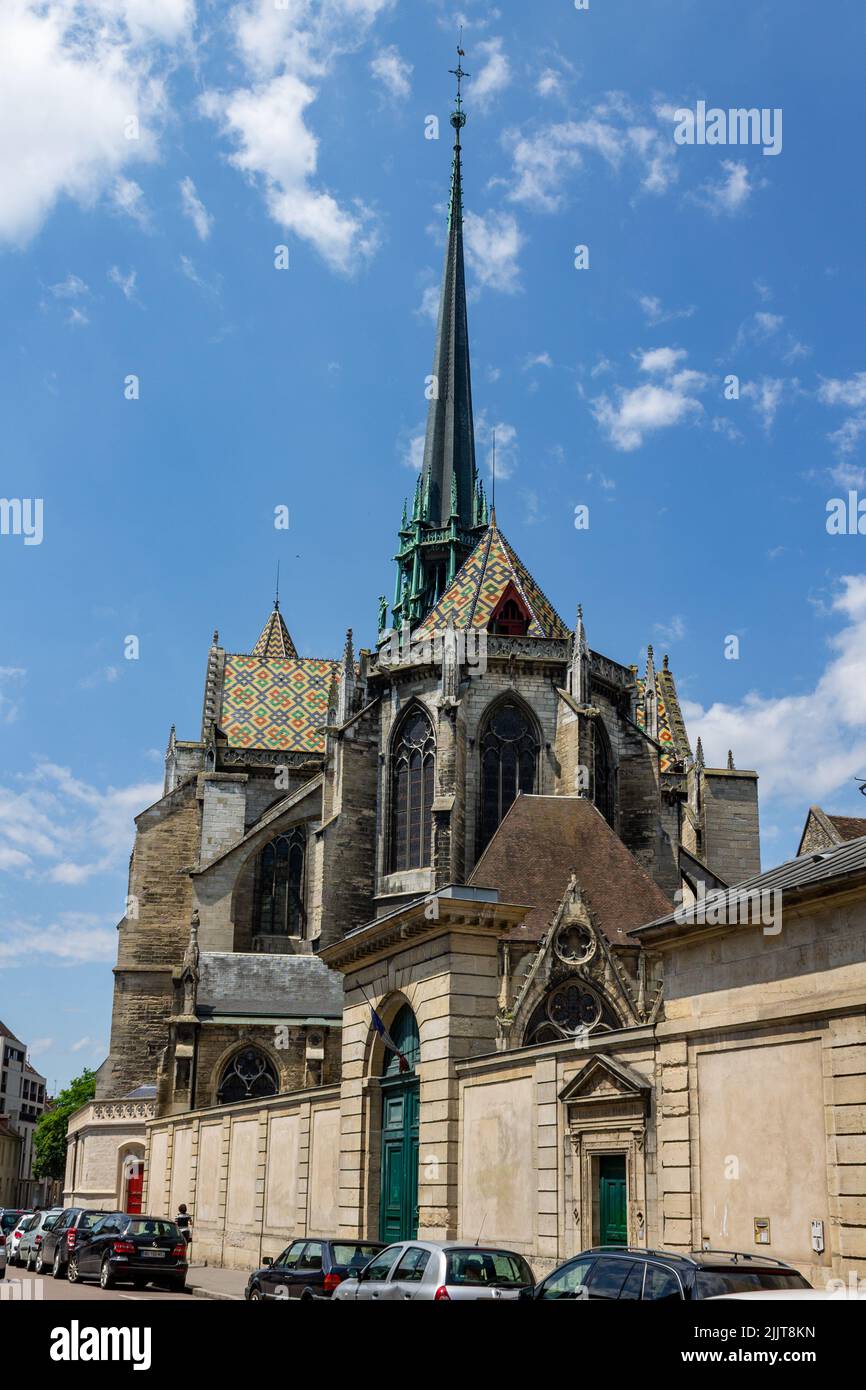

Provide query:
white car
left=6, top=1212, right=33, bottom=1267
left=0, top=1230, right=6, bottom=1279
left=709, top=1287, right=866, bottom=1301
left=332, top=1239, right=535, bottom=1301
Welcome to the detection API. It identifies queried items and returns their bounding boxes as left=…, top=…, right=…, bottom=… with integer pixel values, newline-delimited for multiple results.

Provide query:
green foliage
left=32, top=1068, right=96, bottom=1181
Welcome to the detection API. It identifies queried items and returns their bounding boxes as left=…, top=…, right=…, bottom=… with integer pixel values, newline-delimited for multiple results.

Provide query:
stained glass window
left=391, top=708, right=436, bottom=871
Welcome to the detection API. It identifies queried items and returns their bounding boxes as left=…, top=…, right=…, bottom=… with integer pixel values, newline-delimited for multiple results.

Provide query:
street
left=2, top=1267, right=195, bottom=1304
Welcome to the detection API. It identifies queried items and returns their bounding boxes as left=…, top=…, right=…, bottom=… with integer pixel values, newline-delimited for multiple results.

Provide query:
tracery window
left=216, top=1047, right=278, bottom=1104
left=391, top=707, right=435, bottom=871
left=523, top=982, right=621, bottom=1047
left=478, top=699, right=539, bottom=852
left=254, top=828, right=306, bottom=937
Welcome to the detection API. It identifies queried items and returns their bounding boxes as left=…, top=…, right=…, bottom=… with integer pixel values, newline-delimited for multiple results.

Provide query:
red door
left=126, top=1164, right=144, bottom=1215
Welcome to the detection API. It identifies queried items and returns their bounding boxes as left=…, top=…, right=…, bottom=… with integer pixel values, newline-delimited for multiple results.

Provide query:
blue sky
left=3, top=0, right=866, bottom=1090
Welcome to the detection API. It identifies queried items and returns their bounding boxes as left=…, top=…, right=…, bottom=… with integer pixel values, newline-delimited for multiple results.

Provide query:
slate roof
left=633, top=833, right=866, bottom=939
left=197, top=952, right=344, bottom=1020
left=220, top=654, right=338, bottom=753
left=469, top=794, right=672, bottom=943
left=828, top=814, right=866, bottom=841
left=415, top=523, right=570, bottom=640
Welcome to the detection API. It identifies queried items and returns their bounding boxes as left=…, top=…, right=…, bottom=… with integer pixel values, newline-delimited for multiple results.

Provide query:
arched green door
left=379, top=1005, right=420, bottom=1243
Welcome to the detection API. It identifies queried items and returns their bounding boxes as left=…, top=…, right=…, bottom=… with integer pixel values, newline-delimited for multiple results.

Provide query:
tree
left=32, top=1068, right=96, bottom=1181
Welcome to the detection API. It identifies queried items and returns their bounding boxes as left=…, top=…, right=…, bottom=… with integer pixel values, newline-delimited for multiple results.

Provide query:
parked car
left=0, top=1228, right=6, bottom=1279
left=332, top=1240, right=536, bottom=1301
left=40, top=1207, right=112, bottom=1279
left=68, top=1213, right=189, bottom=1291
left=5, top=1211, right=33, bottom=1267
left=18, top=1209, right=64, bottom=1272
left=524, top=1247, right=812, bottom=1301
left=246, top=1237, right=386, bottom=1301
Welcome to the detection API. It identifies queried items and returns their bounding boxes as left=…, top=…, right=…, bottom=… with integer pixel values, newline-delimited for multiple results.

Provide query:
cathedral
left=64, top=75, right=866, bottom=1291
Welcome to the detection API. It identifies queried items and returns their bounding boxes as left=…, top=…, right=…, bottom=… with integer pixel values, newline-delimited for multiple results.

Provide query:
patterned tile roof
left=220, top=655, right=337, bottom=753
left=415, top=523, right=570, bottom=639
left=252, top=605, right=298, bottom=659
left=635, top=665, right=691, bottom=772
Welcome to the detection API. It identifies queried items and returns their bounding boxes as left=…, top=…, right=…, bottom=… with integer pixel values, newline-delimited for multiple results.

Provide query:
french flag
left=370, top=1007, right=410, bottom=1073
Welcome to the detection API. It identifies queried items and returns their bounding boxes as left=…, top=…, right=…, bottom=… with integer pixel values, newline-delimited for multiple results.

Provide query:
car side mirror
left=263, top=1257, right=273, bottom=1266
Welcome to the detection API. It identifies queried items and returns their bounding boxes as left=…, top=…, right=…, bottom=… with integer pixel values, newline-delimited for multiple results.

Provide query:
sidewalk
left=186, top=1264, right=248, bottom=1301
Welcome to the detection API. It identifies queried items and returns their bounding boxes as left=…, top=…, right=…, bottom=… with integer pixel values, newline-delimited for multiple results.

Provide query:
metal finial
left=449, top=39, right=470, bottom=135
left=274, top=560, right=280, bottom=611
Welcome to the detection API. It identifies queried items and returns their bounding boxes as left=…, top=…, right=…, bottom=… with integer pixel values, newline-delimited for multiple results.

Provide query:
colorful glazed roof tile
left=252, top=604, right=298, bottom=660
left=635, top=663, right=692, bottom=772
left=220, top=655, right=338, bottom=753
left=415, top=523, right=570, bottom=639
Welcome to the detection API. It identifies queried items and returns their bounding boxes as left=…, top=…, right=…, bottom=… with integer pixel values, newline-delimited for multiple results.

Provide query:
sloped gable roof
left=469, top=794, right=672, bottom=942
left=415, top=524, right=570, bottom=639
left=252, top=605, right=298, bottom=660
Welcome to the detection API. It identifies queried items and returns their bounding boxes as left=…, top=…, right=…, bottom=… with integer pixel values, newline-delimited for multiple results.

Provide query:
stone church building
left=66, top=80, right=866, bottom=1290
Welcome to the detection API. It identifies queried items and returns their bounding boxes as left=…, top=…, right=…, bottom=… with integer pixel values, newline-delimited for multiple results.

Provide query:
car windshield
left=445, top=1249, right=534, bottom=1288
left=80, top=1211, right=109, bottom=1231
left=332, top=1243, right=382, bottom=1268
left=697, top=1269, right=811, bottom=1297
left=126, top=1220, right=181, bottom=1239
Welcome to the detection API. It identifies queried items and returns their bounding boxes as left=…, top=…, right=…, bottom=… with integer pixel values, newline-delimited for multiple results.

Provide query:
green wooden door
left=598, top=1155, right=627, bottom=1245
left=378, top=1005, right=420, bottom=1243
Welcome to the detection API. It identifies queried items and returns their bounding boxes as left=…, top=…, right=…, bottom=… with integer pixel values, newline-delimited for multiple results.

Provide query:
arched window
left=254, top=828, right=306, bottom=937
left=594, top=723, right=615, bottom=828
left=391, top=707, right=435, bottom=872
left=217, top=1047, right=278, bottom=1104
left=380, top=1003, right=421, bottom=1077
left=478, top=699, right=539, bottom=852
left=524, top=982, right=621, bottom=1047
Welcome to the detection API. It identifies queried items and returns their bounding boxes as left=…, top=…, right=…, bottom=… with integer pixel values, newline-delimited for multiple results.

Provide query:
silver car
left=331, top=1239, right=535, bottom=1301
left=18, top=1209, right=63, bottom=1273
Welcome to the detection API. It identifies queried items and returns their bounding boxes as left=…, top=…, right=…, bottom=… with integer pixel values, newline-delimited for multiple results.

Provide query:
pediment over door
left=559, top=1053, right=651, bottom=1130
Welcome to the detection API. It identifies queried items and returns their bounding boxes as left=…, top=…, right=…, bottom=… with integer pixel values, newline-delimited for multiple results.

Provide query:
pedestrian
left=176, top=1203, right=193, bottom=1246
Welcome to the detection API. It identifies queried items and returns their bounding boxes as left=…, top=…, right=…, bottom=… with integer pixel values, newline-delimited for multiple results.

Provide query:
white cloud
left=398, top=420, right=425, bottom=472
left=0, top=0, right=183, bottom=245
left=472, top=37, right=511, bottom=109
left=464, top=208, right=524, bottom=293
left=0, top=667, right=26, bottom=724
left=370, top=44, right=411, bottom=101
left=201, top=0, right=395, bottom=274
left=638, top=346, right=687, bottom=375
left=592, top=350, right=707, bottom=452
left=48, top=273, right=89, bottom=299
left=0, top=761, right=161, bottom=887
left=203, top=73, right=378, bottom=274
left=818, top=372, right=866, bottom=470
left=0, top=914, right=118, bottom=967
left=179, top=175, right=213, bottom=239
left=742, top=376, right=785, bottom=433
left=684, top=575, right=866, bottom=804
left=536, top=67, right=566, bottom=101
left=695, top=159, right=753, bottom=216
left=108, top=264, right=139, bottom=301
left=477, top=414, right=518, bottom=481
left=110, top=175, right=150, bottom=228
left=818, top=373, right=866, bottom=409
left=655, top=615, right=686, bottom=643
left=415, top=283, right=440, bottom=323
left=522, top=351, right=553, bottom=371
left=639, top=293, right=695, bottom=326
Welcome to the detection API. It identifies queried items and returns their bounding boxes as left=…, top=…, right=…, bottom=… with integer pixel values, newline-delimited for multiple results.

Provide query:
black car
left=246, top=1237, right=386, bottom=1301
left=68, top=1213, right=189, bottom=1292
left=524, top=1247, right=812, bottom=1301
left=40, top=1207, right=111, bottom=1278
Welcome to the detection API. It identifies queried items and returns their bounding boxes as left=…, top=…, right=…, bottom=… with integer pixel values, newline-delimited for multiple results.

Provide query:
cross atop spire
left=390, top=48, right=487, bottom=628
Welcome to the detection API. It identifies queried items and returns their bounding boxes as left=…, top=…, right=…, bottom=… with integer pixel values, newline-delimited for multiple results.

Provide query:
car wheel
left=248, top=1285, right=263, bottom=1301
left=67, top=1254, right=81, bottom=1283
left=35, top=1249, right=45, bottom=1275
left=167, top=1279, right=187, bottom=1293
left=100, top=1256, right=116, bottom=1291
left=52, top=1248, right=65, bottom=1279
left=25, top=1248, right=35, bottom=1272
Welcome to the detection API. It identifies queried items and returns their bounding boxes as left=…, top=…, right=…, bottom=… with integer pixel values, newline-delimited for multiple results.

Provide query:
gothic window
left=391, top=707, right=436, bottom=872
left=217, top=1047, right=278, bottom=1104
left=478, top=699, right=539, bottom=852
left=524, top=982, right=621, bottom=1047
left=594, top=724, right=615, bottom=829
left=254, top=828, right=306, bottom=937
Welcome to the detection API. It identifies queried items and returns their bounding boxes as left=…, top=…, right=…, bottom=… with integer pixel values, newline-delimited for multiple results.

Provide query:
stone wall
left=99, top=780, right=201, bottom=1099
left=143, top=1086, right=342, bottom=1270
left=701, top=769, right=761, bottom=882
